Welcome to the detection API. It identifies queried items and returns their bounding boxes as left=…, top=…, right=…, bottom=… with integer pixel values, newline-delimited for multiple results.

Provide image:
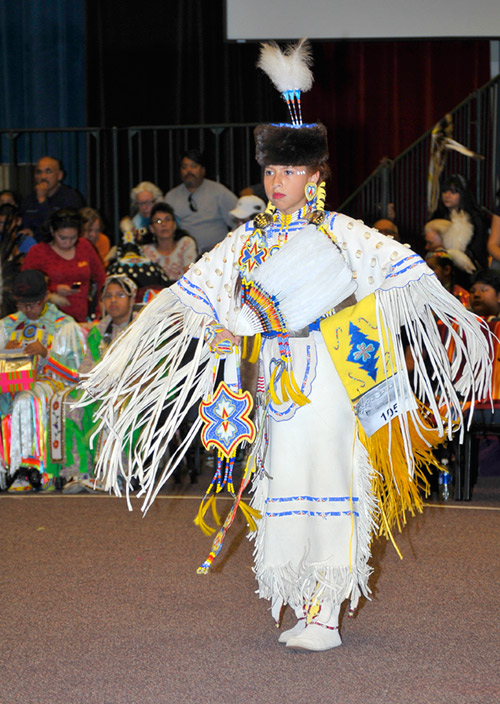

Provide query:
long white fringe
left=377, top=274, right=492, bottom=472
left=78, top=289, right=216, bottom=511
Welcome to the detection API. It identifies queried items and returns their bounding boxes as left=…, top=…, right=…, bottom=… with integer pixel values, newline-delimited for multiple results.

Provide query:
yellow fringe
left=316, top=181, right=327, bottom=211
left=269, top=366, right=281, bottom=405
left=358, top=406, right=445, bottom=541
left=242, top=336, right=248, bottom=359
left=268, top=366, right=310, bottom=407
left=193, top=495, right=221, bottom=536
left=238, top=501, right=262, bottom=532
left=248, top=334, right=262, bottom=364
left=280, top=373, right=290, bottom=402
left=283, top=368, right=310, bottom=406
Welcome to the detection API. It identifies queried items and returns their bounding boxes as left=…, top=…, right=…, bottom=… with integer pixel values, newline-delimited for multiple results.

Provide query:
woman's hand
left=5, top=340, right=21, bottom=349
left=205, top=322, right=241, bottom=354
left=57, top=284, right=76, bottom=297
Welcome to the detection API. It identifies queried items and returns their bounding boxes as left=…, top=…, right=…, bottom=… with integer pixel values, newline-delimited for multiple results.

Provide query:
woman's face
left=441, top=188, right=461, bottom=210
left=136, top=190, right=155, bottom=218
left=263, top=165, right=319, bottom=215
left=53, top=226, right=78, bottom=251
left=102, top=282, right=132, bottom=323
left=150, top=211, right=176, bottom=243
left=82, top=218, right=101, bottom=244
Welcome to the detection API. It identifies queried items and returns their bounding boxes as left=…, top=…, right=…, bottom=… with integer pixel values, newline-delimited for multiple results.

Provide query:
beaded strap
left=313, top=622, right=339, bottom=631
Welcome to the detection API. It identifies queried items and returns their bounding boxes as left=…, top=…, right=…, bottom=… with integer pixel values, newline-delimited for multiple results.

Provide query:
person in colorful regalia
left=80, top=41, right=491, bottom=651
left=51, top=274, right=138, bottom=493
left=0, top=270, right=85, bottom=490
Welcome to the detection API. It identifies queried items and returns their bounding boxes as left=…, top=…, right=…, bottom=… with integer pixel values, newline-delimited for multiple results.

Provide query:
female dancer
left=81, top=42, right=490, bottom=652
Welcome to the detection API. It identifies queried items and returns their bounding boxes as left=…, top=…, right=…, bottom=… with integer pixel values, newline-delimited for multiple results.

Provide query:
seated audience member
left=0, top=203, right=37, bottom=255
left=229, top=195, right=266, bottom=226
left=141, top=202, right=197, bottom=281
left=106, top=217, right=171, bottom=299
left=20, top=157, right=85, bottom=242
left=165, top=149, right=238, bottom=253
left=373, top=218, right=400, bottom=241
left=487, top=205, right=500, bottom=272
left=22, top=209, right=106, bottom=322
left=430, top=174, right=490, bottom=272
left=80, top=207, right=110, bottom=264
left=239, top=183, right=268, bottom=203
left=468, top=270, right=500, bottom=321
left=425, top=248, right=469, bottom=308
left=49, top=275, right=139, bottom=492
left=0, top=205, right=37, bottom=317
left=423, top=219, right=449, bottom=252
left=130, top=181, right=163, bottom=232
left=0, top=271, right=85, bottom=491
left=0, top=190, right=18, bottom=206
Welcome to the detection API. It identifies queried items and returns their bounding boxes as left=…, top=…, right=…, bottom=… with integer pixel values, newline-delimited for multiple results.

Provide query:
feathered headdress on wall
left=255, top=38, right=328, bottom=168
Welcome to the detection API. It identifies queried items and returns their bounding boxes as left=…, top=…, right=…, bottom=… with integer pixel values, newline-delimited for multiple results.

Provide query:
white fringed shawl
left=79, top=212, right=494, bottom=515
left=79, top=290, right=216, bottom=509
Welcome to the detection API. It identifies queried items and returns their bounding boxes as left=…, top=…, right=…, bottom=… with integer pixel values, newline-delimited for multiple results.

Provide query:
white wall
left=226, top=0, right=500, bottom=41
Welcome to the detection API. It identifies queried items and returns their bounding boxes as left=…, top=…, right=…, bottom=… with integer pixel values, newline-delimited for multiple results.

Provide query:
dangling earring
left=307, top=182, right=327, bottom=226
left=304, top=181, right=318, bottom=203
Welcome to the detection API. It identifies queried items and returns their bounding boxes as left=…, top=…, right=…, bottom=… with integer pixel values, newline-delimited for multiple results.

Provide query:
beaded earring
left=304, top=181, right=318, bottom=203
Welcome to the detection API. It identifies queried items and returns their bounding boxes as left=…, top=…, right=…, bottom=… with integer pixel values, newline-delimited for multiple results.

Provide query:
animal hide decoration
left=441, top=210, right=476, bottom=274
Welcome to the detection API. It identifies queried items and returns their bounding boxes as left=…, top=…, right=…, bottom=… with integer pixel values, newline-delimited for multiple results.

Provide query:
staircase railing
left=338, top=74, right=500, bottom=249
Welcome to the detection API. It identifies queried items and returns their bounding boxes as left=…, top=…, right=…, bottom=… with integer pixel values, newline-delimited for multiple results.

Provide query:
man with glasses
left=165, top=149, right=238, bottom=253
left=0, top=270, right=85, bottom=491
left=20, top=157, right=85, bottom=242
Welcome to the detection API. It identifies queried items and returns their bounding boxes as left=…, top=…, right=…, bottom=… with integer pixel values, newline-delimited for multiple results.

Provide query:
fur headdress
left=255, top=39, right=328, bottom=167
left=254, top=122, right=328, bottom=167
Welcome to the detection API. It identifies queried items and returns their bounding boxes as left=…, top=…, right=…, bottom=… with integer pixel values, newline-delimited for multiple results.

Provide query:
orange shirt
left=94, top=232, right=110, bottom=263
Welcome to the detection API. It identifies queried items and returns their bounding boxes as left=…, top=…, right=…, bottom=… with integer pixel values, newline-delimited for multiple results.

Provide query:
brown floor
left=1, top=471, right=500, bottom=704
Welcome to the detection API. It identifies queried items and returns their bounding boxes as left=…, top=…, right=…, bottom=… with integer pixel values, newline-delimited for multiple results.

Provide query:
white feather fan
left=233, top=225, right=357, bottom=336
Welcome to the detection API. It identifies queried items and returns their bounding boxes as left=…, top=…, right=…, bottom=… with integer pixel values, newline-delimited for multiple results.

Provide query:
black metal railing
left=339, top=74, right=500, bottom=249
left=0, top=123, right=261, bottom=242
left=2, top=74, right=499, bottom=249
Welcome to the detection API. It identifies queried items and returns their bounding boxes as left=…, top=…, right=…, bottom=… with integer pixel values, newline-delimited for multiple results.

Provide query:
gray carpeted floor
left=2, top=472, right=500, bottom=704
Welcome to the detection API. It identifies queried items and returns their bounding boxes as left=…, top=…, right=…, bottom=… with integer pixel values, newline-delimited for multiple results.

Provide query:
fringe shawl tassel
left=367, top=276, right=491, bottom=538
left=77, top=290, right=216, bottom=512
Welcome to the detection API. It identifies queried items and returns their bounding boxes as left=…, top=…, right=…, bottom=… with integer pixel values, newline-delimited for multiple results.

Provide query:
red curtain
left=309, top=41, right=490, bottom=204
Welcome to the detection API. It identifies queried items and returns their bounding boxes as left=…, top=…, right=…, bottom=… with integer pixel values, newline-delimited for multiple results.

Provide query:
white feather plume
left=257, top=38, right=314, bottom=93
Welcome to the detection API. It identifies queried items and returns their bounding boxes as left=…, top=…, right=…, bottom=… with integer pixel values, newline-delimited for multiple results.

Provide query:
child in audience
left=0, top=270, right=85, bottom=491
left=425, top=248, right=470, bottom=308
left=58, top=275, right=138, bottom=492
left=468, top=270, right=500, bottom=321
